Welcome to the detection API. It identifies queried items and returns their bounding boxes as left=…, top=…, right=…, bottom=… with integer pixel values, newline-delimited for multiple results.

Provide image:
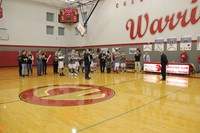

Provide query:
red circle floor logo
left=19, top=84, right=115, bottom=106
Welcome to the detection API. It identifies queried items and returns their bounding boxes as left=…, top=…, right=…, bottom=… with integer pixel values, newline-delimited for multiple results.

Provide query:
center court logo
left=19, top=84, right=115, bottom=106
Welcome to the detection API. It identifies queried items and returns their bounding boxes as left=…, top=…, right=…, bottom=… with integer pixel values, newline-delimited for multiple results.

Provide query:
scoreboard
left=59, top=9, right=79, bottom=23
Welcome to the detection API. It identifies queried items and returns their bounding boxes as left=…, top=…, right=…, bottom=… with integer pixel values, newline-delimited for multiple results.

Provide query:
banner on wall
left=143, top=63, right=190, bottom=74
left=129, top=47, right=137, bottom=54
left=154, top=38, right=164, bottom=51
left=143, top=44, right=152, bottom=51
left=101, top=48, right=108, bottom=53
left=180, top=36, right=192, bottom=51
left=197, top=36, right=200, bottom=51
left=167, top=37, right=177, bottom=51
left=112, top=47, right=121, bottom=52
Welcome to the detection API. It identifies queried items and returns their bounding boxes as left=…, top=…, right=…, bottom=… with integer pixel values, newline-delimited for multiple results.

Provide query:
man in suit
left=160, top=50, right=168, bottom=80
left=84, top=49, right=93, bottom=80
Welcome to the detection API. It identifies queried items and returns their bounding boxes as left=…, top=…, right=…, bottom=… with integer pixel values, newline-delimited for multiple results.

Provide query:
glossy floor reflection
left=0, top=67, right=200, bottom=133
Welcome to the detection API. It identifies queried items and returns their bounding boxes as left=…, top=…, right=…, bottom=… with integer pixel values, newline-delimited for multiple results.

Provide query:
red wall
left=0, top=51, right=55, bottom=67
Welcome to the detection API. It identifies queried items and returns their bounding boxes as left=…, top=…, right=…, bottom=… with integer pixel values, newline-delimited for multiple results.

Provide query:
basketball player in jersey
left=80, top=50, right=85, bottom=73
left=113, top=48, right=120, bottom=73
left=68, top=49, right=76, bottom=75
left=74, top=50, right=80, bottom=75
left=91, top=51, right=98, bottom=73
left=58, top=49, right=65, bottom=76
left=120, top=51, right=126, bottom=72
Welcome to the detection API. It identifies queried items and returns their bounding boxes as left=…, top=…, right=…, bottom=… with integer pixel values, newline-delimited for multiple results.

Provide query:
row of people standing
left=17, top=50, right=34, bottom=77
left=17, top=48, right=151, bottom=77
left=51, top=48, right=128, bottom=77
left=51, top=49, right=93, bottom=79
left=99, top=49, right=127, bottom=73
left=17, top=50, right=48, bottom=77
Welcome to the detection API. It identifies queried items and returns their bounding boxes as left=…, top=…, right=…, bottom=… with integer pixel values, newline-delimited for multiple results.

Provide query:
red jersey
left=198, top=55, right=200, bottom=63
left=180, top=52, right=187, bottom=60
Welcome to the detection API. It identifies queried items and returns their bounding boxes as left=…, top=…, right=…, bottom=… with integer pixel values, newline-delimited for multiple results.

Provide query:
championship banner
left=143, top=63, right=190, bottom=74
left=101, top=48, right=108, bottom=53
left=167, top=37, right=177, bottom=51
left=143, top=44, right=152, bottom=51
left=129, top=47, right=137, bottom=54
left=112, top=47, right=120, bottom=52
left=154, top=38, right=164, bottom=51
left=197, top=36, right=200, bottom=50
left=180, top=36, right=192, bottom=51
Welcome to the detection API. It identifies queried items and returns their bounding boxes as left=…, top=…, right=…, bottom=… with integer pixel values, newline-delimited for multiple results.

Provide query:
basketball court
left=0, top=67, right=200, bottom=133
left=0, top=0, right=200, bottom=133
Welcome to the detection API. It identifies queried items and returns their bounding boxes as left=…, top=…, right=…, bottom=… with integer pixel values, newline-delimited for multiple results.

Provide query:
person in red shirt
left=198, top=55, right=200, bottom=73
left=180, top=50, right=188, bottom=63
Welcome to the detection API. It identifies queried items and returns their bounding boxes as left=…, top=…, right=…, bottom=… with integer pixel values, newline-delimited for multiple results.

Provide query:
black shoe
left=160, top=79, right=166, bottom=81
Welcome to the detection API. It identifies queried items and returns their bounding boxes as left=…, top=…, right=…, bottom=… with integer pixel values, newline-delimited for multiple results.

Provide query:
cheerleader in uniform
left=68, top=49, right=76, bottom=76
left=74, top=51, right=80, bottom=75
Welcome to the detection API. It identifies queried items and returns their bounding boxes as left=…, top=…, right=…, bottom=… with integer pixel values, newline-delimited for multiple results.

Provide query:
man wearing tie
left=84, top=49, right=93, bottom=80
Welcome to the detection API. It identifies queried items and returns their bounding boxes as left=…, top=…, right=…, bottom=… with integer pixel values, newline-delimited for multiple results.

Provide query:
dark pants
left=161, top=64, right=166, bottom=80
left=53, top=63, right=58, bottom=73
left=85, top=64, right=90, bottom=78
left=100, top=62, right=105, bottom=73
left=18, top=62, right=22, bottom=76
left=43, top=62, right=47, bottom=74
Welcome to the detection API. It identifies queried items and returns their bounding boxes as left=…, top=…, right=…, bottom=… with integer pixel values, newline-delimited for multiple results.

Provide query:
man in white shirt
left=143, top=52, right=150, bottom=62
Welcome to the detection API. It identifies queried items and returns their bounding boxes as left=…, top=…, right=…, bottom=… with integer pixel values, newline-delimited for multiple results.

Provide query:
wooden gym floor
left=0, top=66, right=200, bottom=133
